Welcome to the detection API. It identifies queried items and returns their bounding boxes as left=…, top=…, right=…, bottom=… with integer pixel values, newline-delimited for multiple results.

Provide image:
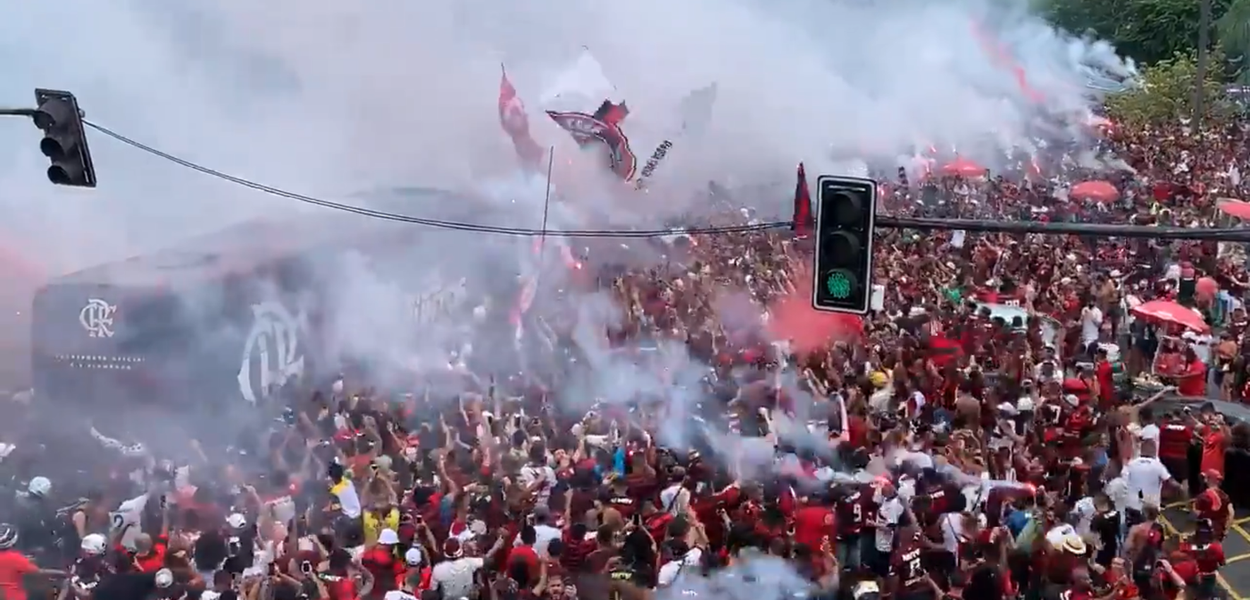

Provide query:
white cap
left=81, top=533, right=107, bottom=555
left=28, top=476, right=51, bottom=497
left=1016, top=397, right=1035, bottom=412
left=405, top=547, right=424, bottom=566
left=1063, top=394, right=1080, bottom=407
left=155, top=568, right=175, bottom=588
left=226, top=513, right=248, bottom=529
left=378, top=528, right=399, bottom=545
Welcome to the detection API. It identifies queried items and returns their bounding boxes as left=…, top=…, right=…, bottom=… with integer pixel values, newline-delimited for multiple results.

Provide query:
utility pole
left=1194, top=0, right=1213, bottom=125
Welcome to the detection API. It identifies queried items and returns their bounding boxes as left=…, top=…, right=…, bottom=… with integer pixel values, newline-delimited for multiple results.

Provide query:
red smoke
left=767, top=265, right=863, bottom=354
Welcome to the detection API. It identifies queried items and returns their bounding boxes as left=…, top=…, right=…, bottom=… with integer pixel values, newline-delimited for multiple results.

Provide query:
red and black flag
left=792, top=162, right=813, bottom=237
left=498, top=65, right=546, bottom=172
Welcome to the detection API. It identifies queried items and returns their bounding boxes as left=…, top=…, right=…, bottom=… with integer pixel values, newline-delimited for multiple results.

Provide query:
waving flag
left=538, top=47, right=719, bottom=187
left=547, top=100, right=639, bottom=181
left=793, top=163, right=813, bottom=238
left=498, top=65, right=546, bottom=172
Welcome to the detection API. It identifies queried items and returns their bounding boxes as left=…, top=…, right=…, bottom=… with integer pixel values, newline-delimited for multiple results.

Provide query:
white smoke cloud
left=0, top=0, right=1135, bottom=391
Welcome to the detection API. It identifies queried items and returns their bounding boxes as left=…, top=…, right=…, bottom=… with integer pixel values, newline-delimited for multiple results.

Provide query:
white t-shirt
left=514, top=524, right=563, bottom=558
left=1123, top=456, right=1171, bottom=510
left=1104, top=476, right=1130, bottom=514
left=520, top=464, right=557, bottom=506
left=430, top=557, right=485, bottom=599
left=384, top=592, right=418, bottom=600
left=939, top=513, right=966, bottom=554
left=1081, top=307, right=1103, bottom=344
left=874, top=497, right=905, bottom=551
left=659, top=484, right=689, bottom=514
left=1187, top=334, right=1213, bottom=364
left=110, top=493, right=149, bottom=550
left=1073, top=497, right=1097, bottom=537
left=657, top=548, right=703, bottom=587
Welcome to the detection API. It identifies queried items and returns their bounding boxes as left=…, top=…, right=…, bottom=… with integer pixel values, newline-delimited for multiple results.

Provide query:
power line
left=82, top=120, right=1250, bottom=242
left=82, top=120, right=785, bottom=238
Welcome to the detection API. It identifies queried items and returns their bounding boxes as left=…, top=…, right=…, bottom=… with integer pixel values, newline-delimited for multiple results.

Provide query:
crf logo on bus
left=79, top=298, right=117, bottom=338
left=237, top=301, right=306, bottom=404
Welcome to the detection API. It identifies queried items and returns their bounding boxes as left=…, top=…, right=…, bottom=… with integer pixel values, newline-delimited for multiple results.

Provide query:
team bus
left=29, top=188, right=511, bottom=419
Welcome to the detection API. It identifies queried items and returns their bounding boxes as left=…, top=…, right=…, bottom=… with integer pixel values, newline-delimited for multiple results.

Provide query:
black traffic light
left=32, top=89, right=96, bottom=188
left=812, top=175, right=877, bottom=314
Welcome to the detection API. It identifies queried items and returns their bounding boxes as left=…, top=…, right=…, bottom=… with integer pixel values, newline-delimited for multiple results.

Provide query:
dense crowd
left=2, top=116, right=1250, bottom=600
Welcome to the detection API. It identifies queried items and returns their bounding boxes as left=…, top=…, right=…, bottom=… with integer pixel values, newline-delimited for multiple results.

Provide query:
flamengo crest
left=237, top=300, right=307, bottom=404
left=79, top=298, right=117, bottom=338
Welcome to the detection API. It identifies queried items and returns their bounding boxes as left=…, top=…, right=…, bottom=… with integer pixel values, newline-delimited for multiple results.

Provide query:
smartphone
left=159, top=494, right=167, bottom=510
left=301, top=561, right=313, bottom=574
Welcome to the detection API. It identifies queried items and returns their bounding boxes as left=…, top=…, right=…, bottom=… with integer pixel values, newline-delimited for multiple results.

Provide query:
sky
left=0, top=0, right=1136, bottom=390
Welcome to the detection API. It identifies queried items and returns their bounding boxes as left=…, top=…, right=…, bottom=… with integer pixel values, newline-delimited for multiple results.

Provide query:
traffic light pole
left=875, top=215, right=1250, bottom=242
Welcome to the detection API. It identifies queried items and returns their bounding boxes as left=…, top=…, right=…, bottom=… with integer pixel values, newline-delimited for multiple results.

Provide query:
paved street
left=1161, top=502, right=1250, bottom=600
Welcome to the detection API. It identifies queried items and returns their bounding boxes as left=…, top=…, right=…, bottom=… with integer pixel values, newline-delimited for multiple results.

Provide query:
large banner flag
left=498, top=65, right=546, bottom=172
left=546, top=100, right=640, bottom=181
left=537, top=48, right=717, bottom=188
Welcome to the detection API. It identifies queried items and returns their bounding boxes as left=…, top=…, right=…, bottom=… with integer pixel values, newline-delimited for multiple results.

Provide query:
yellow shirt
left=363, top=508, right=399, bottom=546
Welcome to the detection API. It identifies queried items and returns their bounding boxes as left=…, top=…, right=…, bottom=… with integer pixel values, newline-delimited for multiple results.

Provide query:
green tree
left=1040, top=0, right=1230, bottom=67
left=1105, top=45, right=1231, bottom=127
left=1217, top=0, right=1250, bottom=81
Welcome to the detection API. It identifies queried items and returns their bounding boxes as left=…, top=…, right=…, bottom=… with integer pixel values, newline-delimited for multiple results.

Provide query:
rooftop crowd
left=1, top=114, right=1250, bottom=600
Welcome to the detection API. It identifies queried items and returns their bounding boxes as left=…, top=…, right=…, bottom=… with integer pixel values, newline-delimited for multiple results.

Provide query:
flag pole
left=539, top=146, right=555, bottom=260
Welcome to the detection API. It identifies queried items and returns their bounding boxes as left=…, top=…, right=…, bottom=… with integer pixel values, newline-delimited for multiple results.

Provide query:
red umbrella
left=1131, top=299, right=1209, bottom=333
left=941, top=158, right=985, bottom=178
left=1070, top=180, right=1119, bottom=202
left=1217, top=198, right=1250, bottom=220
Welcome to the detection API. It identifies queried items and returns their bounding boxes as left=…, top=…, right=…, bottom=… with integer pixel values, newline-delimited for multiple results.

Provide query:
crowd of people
left=2, top=115, right=1250, bottom=600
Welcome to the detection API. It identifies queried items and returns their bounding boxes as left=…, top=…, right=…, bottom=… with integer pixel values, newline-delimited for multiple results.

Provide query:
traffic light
left=812, top=175, right=876, bottom=314
left=32, top=89, right=96, bottom=188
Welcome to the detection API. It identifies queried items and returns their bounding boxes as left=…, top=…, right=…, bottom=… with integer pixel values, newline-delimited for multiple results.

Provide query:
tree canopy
left=1104, top=46, right=1231, bottom=127
left=1039, top=0, right=1234, bottom=68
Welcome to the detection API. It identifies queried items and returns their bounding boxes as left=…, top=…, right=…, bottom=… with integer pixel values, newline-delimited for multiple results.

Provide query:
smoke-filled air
left=0, top=0, right=1133, bottom=439
left=0, top=0, right=1156, bottom=596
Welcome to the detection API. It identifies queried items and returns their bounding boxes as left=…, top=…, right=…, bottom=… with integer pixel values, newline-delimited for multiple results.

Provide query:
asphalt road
left=1162, top=501, right=1250, bottom=599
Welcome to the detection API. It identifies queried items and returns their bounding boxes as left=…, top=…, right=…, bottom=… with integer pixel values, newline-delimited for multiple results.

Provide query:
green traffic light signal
left=825, top=270, right=853, bottom=299
left=811, top=175, right=876, bottom=314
